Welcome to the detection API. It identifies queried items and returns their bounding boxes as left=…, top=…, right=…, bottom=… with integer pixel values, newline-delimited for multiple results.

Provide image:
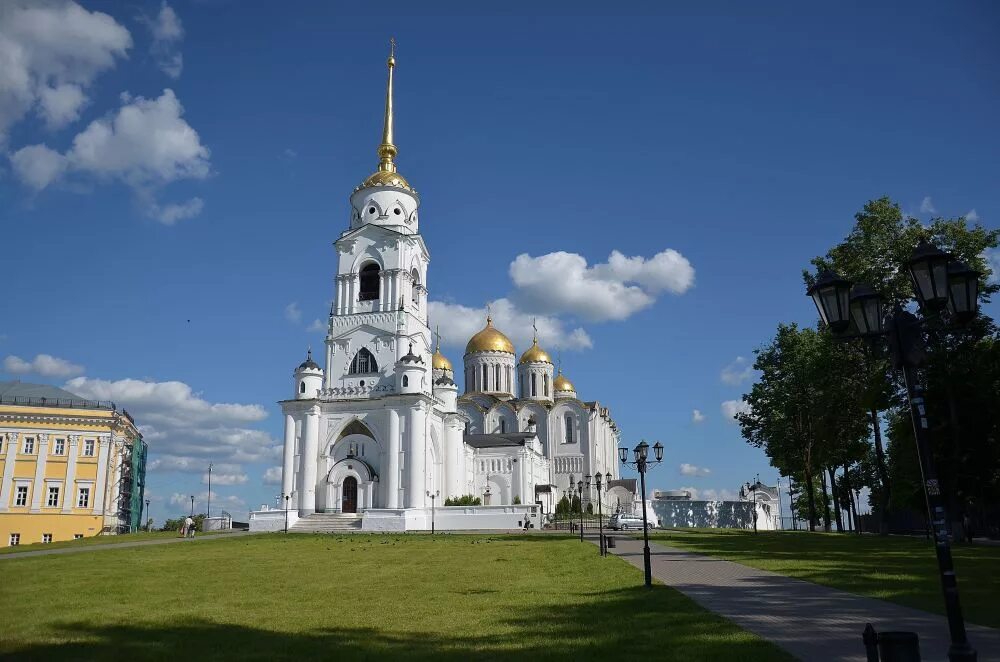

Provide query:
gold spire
left=465, top=313, right=515, bottom=355
left=358, top=38, right=413, bottom=192
left=519, top=318, right=552, bottom=364
left=432, top=324, right=453, bottom=371
left=377, top=37, right=397, bottom=174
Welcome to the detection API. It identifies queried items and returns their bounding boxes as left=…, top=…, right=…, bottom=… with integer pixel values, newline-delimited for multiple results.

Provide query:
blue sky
left=2, top=1, right=998, bottom=523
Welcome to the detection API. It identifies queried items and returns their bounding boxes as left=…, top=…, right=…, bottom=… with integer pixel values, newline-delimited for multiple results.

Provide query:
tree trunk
left=870, top=408, right=891, bottom=535
left=844, top=463, right=860, bottom=534
left=804, top=467, right=818, bottom=532
left=828, top=466, right=844, bottom=532
left=819, top=470, right=832, bottom=532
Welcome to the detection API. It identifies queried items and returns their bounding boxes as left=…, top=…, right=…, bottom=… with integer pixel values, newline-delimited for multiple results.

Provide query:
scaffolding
left=112, top=436, right=147, bottom=533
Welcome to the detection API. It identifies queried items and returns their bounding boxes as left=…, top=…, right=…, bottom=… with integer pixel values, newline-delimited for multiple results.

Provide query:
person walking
left=184, top=516, right=195, bottom=538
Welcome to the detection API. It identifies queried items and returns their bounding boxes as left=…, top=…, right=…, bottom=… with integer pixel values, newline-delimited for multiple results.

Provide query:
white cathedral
left=266, top=48, right=629, bottom=532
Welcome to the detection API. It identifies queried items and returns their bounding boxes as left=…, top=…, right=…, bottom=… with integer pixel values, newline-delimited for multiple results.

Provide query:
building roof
left=0, top=381, right=86, bottom=401
left=463, top=433, right=535, bottom=448
left=607, top=478, right=637, bottom=494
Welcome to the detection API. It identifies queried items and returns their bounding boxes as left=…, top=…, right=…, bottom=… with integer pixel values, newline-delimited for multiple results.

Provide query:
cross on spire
left=389, top=36, right=396, bottom=59
left=434, top=324, right=442, bottom=351
left=532, top=317, right=538, bottom=343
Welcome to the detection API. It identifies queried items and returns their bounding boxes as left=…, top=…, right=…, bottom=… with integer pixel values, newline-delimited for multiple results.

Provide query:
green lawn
left=650, top=529, right=1000, bottom=628
left=0, top=529, right=234, bottom=555
left=0, top=533, right=792, bottom=661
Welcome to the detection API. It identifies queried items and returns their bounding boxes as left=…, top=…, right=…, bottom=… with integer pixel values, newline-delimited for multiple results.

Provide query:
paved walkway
left=0, top=530, right=253, bottom=560
left=602, top=536, right=1000, bottom=661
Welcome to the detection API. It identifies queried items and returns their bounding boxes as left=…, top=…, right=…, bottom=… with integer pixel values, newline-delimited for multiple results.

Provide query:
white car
left=608, top=513, right=652, bottom=531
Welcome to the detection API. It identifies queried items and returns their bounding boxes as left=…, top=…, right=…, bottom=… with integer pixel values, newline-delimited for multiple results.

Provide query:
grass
left=0, top=533, right=793, bottom=661
left=649, top=528, right=1000, bottom=628
left=0, top=529, right=234, bottom=555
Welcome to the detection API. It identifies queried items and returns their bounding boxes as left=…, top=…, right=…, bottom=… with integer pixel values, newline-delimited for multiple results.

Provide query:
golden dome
left=359, top=169, right=413, bottom=192
left=432, top=348, right=452, bottom=371
left=553, top=371, right=575, bottom=392
left=465, top=317, right=515, bottom=355
left=519, top=338, right=552, bottom=365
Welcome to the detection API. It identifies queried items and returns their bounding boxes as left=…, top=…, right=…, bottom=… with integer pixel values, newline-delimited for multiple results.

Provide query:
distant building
left=0, top=381, right=147, bottom=546
left=647, top=480, right=780, bottom=530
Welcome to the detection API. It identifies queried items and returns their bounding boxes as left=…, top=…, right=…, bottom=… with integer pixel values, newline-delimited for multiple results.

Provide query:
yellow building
left=0, top=381, right=147, bottom=546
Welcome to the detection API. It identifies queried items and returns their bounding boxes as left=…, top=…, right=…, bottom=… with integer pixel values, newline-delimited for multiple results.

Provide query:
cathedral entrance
left=342, top=476, right=358, bottom=513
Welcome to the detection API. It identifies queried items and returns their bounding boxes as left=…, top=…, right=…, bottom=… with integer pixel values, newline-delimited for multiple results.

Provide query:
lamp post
left=577, top=480, right=585, bottom=542
left=596, top=472, right=610, bottom=556
left=189, top=494, right=194, bottom=518
left=207, top=462, right=213, bottom=519
left=807, top=240, right=981, bottom=662
left=427, top=490, right=439, bottom=534
left=619, top=440, right=664, bottom=587
left=284, top=494, right=290, bottom=533
left=745, top=474, right=759, bottom=533
left=484, top=476, right=491, bottom=506
left=145, top=498, right=151, bottom=531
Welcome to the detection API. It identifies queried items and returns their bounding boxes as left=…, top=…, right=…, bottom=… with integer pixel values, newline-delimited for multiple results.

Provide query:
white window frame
left=83, top=439, right=95, bottom=457
left=77, top=486, right=91, bottom=508
left=54, top=438, right=65, bottom=455
left=14, top=485, right=29, bottom=507
left=74, top=534, right=84, bottom=540
left=9, top=533, right=19, bottom=547
left=46, top=485, right=60, bottom=508
left=42, top=533, right=52, bottom=544
left=23, top=437, right=35, bottom=454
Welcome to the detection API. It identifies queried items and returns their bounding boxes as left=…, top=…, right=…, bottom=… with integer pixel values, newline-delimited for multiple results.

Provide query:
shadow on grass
left=2, top=586, right=791, bottom=662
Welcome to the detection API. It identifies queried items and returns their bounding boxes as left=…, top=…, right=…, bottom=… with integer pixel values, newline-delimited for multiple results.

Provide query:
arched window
left=410, top=269, right=420, bottom=304
left=544, top=373, right=550, bottom=397
left=349, top=348, right=378, bottom=374
left=500, top=418, right=506, bottom=433
left=565, top=415, right=574, bottom=443
left=359, top=263, right=380, bottom=301
left=531, top=373, right=537, bottom=397
left=482, top=364, right=489, bottom=391
left=402, top=375, right=409, bottom=387
left=299, top=382, right=305, bottom=394
left=495, top=365, right=501, bottom=390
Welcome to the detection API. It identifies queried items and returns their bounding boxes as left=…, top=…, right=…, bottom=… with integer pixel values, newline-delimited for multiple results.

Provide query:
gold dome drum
left=465, top=317, right=515, bottom=355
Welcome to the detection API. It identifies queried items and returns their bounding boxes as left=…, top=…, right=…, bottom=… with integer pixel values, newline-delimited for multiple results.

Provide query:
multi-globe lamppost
left=619, top=440, right=663, bottom=587
left=576, top=479, right=585, bottom=542
left=741, top=474, right=760, bottom=533
left=807, top=239, right=980, bottom=662
left=588, top=471, right=611, bottom=556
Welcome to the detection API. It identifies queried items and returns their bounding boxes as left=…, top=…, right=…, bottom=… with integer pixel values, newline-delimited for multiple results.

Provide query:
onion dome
left=431, top=326, right=452, bottom=371
left=519, top=338, right=552, bottom=364
left=400, top=343, right=424, bottom=364
left=297, top=348, right=321, bottom=371
left=553, top=370, right=575, bottom=392
left=465, top=316, right=515, bottom=355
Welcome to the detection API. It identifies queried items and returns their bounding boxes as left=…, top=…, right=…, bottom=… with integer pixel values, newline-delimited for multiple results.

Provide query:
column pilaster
left=92, top=436, right=111, bottom=515
left=62, top=435, right=80, bottom=513
left=299, top=406, right=319, bottom=515
left=386, top=408, right=400, bottom=508
left=282, top=413, right=295, bottom=501
left=0, top=433, right=18, bottom=511
left=29, top=434, right=49, bottom=512
left=406, top=403, right=426, bottom=508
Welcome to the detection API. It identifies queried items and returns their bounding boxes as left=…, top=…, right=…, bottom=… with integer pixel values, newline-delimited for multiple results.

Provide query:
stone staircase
left=290, top=513, right=363, bottom=534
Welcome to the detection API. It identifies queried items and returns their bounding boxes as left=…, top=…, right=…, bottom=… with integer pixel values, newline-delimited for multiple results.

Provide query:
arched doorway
left=342, top=476, right=358, bottom=513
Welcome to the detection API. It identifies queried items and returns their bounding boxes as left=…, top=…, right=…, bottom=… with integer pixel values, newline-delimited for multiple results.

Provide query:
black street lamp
left=145, top=498, right=151, bottom=532
left=577, top=479, right=585, bottom=542
left=619, top=439, right=664, bottom=587
left=807, top=240, right=981, bottom=662
left=189, top=494, right=194, bottom=518
left=284, top=494, right=290, bottom=534
left=207, top=462, right=213, bottom=519
left=595, top=472, right=610, bottom=556
left=744, top=474, right=759, bottom=533
left=427, top=490, right=439, bottom=534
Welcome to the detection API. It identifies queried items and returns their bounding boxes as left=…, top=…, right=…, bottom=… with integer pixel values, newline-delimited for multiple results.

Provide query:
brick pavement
left=602, top=536, right=1000, bottom=661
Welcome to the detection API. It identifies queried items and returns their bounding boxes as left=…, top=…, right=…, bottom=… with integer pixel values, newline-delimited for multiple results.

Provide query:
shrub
left=513, top=496, right=521, bottom=505
left=444, top=495, right=482, bottom=506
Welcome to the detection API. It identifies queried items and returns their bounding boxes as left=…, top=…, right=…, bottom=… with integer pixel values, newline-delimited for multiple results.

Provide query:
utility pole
left=207, top=462, right=213, bottom=519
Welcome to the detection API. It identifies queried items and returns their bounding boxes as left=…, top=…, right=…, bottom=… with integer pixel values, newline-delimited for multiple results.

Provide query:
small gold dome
left=519, top=339, right=552, bottom=365
left=465, top=317, right=515, bottom=355
left=553, top=371, right=575, bottom=392
left=432, top=348, right=452, bottom=371
left=358, top=169, right=413, bottom=192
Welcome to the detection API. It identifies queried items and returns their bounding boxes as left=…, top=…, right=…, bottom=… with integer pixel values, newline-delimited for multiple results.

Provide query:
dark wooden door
left=342, top=477, right=358, bottom=513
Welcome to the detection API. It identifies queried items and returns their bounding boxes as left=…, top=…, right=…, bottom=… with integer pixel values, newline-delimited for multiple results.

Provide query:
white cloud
left=509, top=249, right=694, bottom=321
left=3, top=353, right=84, bottom=377
left=429, top=298, right=592, bottom=352
left=10, top=89, right=211, bottom=220
left=169, top=490, right=245, bottom=512
left=0, top=0, right=132, bottom=140
left=679, top=463, right=710, bottom=477
left=691, top=409, right=705, bottom=424
left=263, top=466, right=282, bottom=485
left=64, top=377, right=277, bottom=483
left=285, top=302, right=302, bottom=324
left=720, top=356, right=753, bottom=385
left=146, top=2, right=184, bottom=79
left=966, top=209, right=979, bottom=223
left=920, top=196, right=936, bottom=214
left=203, top=471, right=247, bottom=486
left=282, top=148, right=297, bottom=159
left=721, top=399, right=751, bottom=423
left=306, top=319, right=325, bottom=333
left=147, top=197, right=203, bottom=225
left=984, top=248, right=1000, bottom=285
